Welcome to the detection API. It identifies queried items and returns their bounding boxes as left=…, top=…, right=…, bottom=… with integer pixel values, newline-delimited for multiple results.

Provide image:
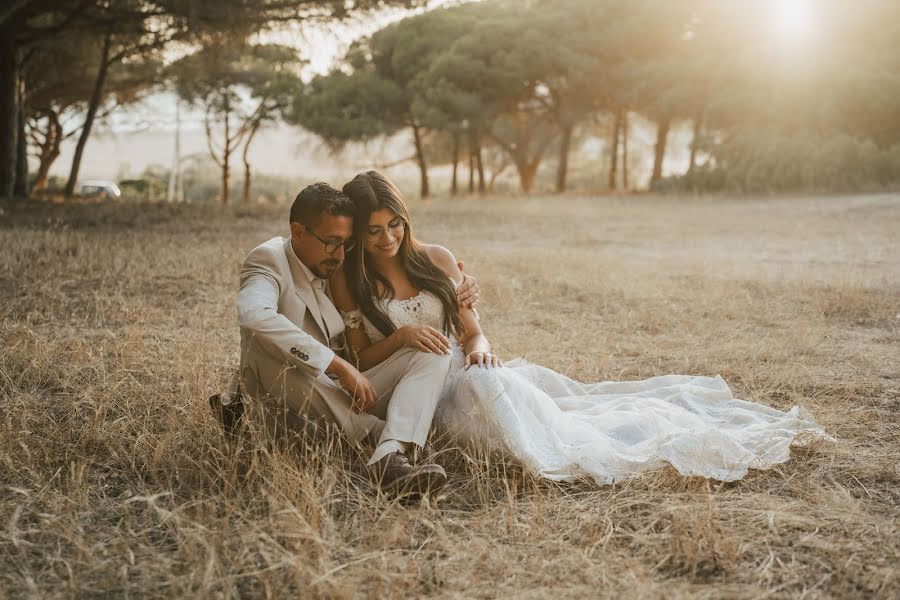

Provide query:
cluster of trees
left=291, top=0, right=900, bottom=196
left=0, top=0, right=424, bottom=203
left=168, top=44, right=304, bottom=204
left=4, top=0, right=899, bottom=202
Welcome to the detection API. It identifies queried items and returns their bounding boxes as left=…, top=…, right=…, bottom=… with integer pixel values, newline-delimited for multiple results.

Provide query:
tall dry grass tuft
left=1, top=194, right=898, bottom=597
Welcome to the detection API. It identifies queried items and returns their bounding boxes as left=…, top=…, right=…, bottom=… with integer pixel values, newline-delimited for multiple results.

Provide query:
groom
left=228, top=182, right=478, bottom=495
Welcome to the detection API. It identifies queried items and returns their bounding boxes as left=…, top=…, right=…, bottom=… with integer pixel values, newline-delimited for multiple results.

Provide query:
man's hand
left=456, top=260, right=480, bottom=309
left=329, top=356, right=378, bottom=414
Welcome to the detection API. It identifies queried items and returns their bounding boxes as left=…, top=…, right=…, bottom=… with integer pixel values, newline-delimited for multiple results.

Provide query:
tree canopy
left=290, top=0, right=900, bottom=195
left=0, top=0, right=427, bottom=201
left=7, top=0, right=900, bottom=200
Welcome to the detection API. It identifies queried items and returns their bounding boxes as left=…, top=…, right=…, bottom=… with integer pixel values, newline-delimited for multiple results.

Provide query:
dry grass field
left=1, top=193, right=898, bottom=599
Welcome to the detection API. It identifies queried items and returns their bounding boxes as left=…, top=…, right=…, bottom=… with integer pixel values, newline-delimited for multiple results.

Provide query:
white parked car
left=77, top=180, right=122, bottom=200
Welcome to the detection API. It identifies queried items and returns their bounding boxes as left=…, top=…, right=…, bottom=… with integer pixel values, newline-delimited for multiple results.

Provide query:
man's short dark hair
left=290, top=182, right=356, bottom=226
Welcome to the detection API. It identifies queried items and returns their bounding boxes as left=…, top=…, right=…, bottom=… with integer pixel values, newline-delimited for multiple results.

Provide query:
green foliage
left=657, top=132, right=900, bottom=193
left=290, top=68, right=406, bottom=145
left=170, top=43, right=302, bottom=113
left=291, top=3, right=493, bottom=143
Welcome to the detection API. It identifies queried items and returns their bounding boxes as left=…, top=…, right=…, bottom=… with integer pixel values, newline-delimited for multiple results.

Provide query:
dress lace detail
left=353, top=291, right=446, bottom=342
left=339, top=308, right=365, bottom=331
left=359, top=291, right=831, bottom=484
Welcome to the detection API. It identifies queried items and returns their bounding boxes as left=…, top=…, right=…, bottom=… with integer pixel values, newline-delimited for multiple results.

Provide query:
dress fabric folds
left=342, top=292, right=828, bottom=484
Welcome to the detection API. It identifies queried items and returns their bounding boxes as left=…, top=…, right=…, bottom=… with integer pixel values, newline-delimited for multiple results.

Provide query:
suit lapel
left=321, top=282, right=345, bottom=340
left=283, top=237, right=329, bottom=341
left=295, top=282, right=328, bottom=340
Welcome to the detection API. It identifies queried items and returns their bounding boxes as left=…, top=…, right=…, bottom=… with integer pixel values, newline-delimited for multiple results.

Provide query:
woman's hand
left=395, top=325, right=452, bottom=355
left=464, top=350, right=502, bottom=370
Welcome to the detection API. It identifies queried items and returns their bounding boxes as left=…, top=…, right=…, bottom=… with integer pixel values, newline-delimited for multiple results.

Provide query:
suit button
left=300, top=353, right=309, bottom=361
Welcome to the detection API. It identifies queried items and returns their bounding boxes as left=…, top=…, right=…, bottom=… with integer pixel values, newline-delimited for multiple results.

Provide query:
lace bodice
left=340, top=291, right=447, bottom=342
left=340, top=291, right=466, bottom=376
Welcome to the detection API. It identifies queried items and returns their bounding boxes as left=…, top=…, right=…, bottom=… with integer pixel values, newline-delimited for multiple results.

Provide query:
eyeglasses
left=366, top=217, right=406, bottom=238
left=303, top=225, right=357, bottom=254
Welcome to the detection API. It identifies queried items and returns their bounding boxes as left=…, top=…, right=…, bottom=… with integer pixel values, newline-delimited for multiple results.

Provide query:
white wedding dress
left=342, top=292, right=829, bottom=484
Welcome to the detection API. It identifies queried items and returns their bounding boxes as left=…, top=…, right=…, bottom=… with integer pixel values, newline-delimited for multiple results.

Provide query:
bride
left=329, top=171, right=828, bottom=484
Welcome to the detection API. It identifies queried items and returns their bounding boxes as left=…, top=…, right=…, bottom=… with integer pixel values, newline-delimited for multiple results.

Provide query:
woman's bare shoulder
left=422, top=243, right=456, bottom=266
left=421, top=244, right=462, bottom=282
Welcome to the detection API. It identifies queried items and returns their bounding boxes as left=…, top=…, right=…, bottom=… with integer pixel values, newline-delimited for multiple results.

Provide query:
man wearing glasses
left=228, top=183, right=479, bottom=495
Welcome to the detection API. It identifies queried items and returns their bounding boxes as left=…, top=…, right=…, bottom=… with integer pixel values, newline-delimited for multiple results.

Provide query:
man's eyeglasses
left=303, top=225, right=357, bottom=254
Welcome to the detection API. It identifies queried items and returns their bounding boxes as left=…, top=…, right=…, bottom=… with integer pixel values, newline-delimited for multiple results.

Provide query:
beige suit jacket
left=235, top=236, right=346, bottom=397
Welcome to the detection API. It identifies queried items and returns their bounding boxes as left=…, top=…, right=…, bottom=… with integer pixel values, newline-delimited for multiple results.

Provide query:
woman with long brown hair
left=330, top=171, right=827, bottom=485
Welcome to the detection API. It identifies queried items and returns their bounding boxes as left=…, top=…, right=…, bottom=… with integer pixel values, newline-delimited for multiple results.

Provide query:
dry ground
left=1, top=193, right=898, bottom=599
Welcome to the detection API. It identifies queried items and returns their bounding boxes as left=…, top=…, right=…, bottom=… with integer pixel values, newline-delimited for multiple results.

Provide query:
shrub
left=656, top=131, right=900, bottom=194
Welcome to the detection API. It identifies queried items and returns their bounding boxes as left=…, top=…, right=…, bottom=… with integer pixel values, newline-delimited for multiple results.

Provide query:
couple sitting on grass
left=223, top=171, right=827, bottom=497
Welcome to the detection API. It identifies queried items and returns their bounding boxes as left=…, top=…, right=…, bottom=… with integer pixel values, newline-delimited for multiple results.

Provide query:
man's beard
left=312, top=259, right=341, bottom=278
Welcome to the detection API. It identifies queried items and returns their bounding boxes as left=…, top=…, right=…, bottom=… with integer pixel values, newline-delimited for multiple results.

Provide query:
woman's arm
left=329, top=266, right=451, bottom=371
left=330, top=265, right=402, bottom=371
left=424, top=245, right=501, bottom=369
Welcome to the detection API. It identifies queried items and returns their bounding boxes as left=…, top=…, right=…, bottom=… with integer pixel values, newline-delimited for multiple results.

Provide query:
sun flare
left=772, top=0, right=816, bottom=42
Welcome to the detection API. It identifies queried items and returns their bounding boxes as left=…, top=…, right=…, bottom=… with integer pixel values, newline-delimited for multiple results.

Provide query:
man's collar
left=287, top=237, right=319, bottom=285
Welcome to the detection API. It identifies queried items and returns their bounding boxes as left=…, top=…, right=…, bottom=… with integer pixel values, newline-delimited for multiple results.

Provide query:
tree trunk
left=650, top=115, right=671, bottom=188
left=222, top=154, right=230, bottom=205
left=221, top=97, right=230, bottom=205
left=622, top=111, right=629, bottom=191
left=14, top=80, right=27, bottom=196
left=410, top=121, right=429, bottom=198
left=468, top=149, right=475, bottom=193
left=65, top=32, right=112, bottom=196
left=33, top=109, right=62, bottom=191
left=0, top=28, right=17, bottom=201
left=242, top=119, right=261, bottom=205
left=556, top=123, right=573, bottom=193
left=475, top=138, right=485, bottom=193
left=242, top=155, right=251, bottom=205
left=608, top=110, right=621, bottom=191
left=517, top=161, right=538, bottom=193
left=488, top=164, right=507, bottom=191
left=450, top=132, right=459, bottom=196
left=688, top=110, right=704, bottom=174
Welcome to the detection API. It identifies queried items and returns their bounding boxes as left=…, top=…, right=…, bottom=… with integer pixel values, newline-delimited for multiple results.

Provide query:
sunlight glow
left=772, top=0, right=816, bottom=42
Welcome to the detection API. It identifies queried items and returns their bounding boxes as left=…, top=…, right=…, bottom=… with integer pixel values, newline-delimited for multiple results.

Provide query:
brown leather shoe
left=370, top=451, right=447, bottom=496
left=208, top=393, right=244, bottom=439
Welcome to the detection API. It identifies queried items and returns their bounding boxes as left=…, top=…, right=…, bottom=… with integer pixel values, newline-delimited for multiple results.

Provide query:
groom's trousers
left=242, top=339, right=451, bottom=461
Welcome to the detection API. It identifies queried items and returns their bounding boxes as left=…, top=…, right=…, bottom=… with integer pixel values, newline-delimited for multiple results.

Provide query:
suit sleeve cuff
left=309, top=347, right=335, bottom=376
left=288, top=344, right=335, bottom=377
